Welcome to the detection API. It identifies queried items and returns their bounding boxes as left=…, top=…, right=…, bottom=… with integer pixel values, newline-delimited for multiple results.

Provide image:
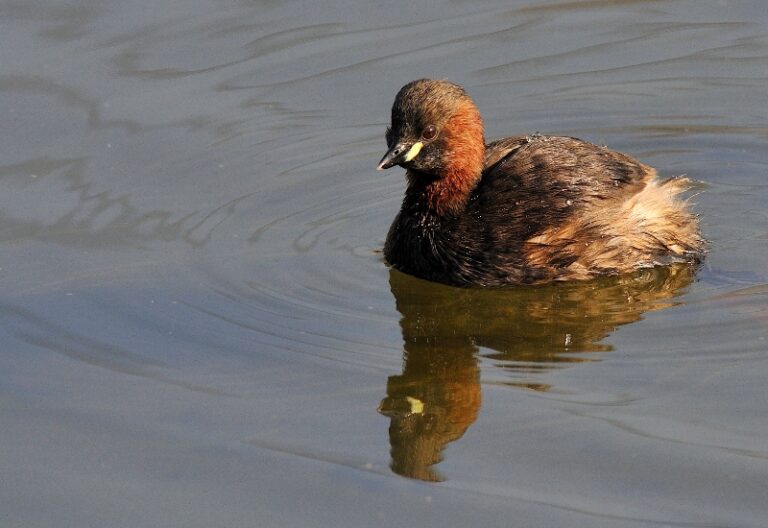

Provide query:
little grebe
left=378, top=79, right=704, bottom=287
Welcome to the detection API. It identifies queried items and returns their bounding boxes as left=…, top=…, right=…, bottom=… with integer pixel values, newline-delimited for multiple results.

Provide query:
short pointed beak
left=376, top=141, right=423, bottom=171
left=376, top=142, right=409, bottom=171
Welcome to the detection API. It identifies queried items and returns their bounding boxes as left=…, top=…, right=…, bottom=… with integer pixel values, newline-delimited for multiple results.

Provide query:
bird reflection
left=379, top=265, right=696, bottom=481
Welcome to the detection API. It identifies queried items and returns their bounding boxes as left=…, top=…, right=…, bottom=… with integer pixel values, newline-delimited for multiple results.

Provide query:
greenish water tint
left=1, top=0, right=767, bottom=527
left=382, top=265, right=697, bottom=481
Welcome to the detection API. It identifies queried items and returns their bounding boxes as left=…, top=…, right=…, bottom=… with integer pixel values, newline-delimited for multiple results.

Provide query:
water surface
left=2, top=1, right=768, bottom=527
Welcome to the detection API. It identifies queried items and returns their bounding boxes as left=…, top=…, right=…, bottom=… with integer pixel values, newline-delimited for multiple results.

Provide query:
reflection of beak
left=377, top=395, right=425, bottom=416
left=376, top=141, right=423, bottom=170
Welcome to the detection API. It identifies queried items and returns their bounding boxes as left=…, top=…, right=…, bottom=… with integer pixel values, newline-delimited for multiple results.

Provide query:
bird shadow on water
left=378, top=264, right=696, bottom=482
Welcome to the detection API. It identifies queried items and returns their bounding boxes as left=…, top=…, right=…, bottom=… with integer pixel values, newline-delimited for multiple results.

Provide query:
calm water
left=2, top=0, right=768, bottom=526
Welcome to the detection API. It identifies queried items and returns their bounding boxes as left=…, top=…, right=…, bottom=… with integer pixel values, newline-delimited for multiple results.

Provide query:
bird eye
left=421, top=125, right=437, bottom=140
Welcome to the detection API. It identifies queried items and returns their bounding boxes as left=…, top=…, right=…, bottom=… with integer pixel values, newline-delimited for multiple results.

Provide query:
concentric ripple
left=3, top=0, right=768, bottom=526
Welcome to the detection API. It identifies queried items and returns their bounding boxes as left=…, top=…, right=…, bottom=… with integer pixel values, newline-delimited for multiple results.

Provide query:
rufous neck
left=417, top=100, right=485, bottom=216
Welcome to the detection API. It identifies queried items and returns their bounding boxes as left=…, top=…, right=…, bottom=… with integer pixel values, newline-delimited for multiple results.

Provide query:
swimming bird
left=378, top=79, right=704, bottom=287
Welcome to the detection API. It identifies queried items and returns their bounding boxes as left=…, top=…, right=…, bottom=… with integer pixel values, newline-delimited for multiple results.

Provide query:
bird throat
left=406, top=167, right=480, bottom=217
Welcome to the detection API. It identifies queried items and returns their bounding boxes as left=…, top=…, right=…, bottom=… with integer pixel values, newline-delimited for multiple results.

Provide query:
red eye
left=421, top=125, right=437, bottom=140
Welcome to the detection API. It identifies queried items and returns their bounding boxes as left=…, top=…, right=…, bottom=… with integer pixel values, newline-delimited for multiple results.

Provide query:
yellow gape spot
left=404, top=141, right=423, bottom=162
left=406, top=396, right=424, bottom=414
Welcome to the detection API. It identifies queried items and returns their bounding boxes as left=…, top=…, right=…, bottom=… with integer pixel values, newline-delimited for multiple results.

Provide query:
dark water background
left=2, top=1, right=767, bottom=526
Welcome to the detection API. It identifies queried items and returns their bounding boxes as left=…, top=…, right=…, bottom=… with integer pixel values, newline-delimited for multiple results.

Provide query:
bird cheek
left=423, top=146, right=444, bottom=171
left=408, top=150, right=441, bottom=175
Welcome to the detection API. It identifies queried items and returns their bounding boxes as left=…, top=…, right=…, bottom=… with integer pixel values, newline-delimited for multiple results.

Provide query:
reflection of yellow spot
left=404, top=141, right=423, bottom=162
left=406, top=396, right=424, bottom=414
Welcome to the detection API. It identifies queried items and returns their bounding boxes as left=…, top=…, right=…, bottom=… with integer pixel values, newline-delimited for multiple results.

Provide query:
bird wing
left=483, top=135, right=652, bottom=203
left=483, top=136, right=529, bottom=170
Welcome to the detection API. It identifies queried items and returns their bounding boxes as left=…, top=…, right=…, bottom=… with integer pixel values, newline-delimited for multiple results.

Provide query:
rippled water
left=2, top=1, right=767, bottom=527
